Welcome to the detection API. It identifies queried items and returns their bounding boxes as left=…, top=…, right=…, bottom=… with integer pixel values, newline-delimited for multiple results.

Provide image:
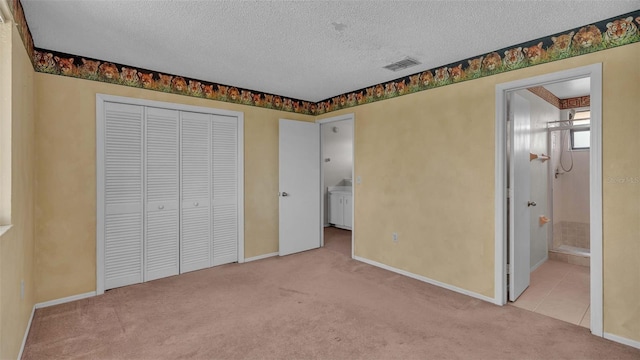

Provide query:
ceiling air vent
left=383, top=57, right=421, bottom=72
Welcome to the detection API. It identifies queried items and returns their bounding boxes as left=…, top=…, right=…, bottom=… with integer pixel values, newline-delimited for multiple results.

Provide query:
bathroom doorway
left=318, top=114, right=354, bottom=258
left=510, top=80, right=591, bottom=328
left=495, top=64, right=603, bottom=335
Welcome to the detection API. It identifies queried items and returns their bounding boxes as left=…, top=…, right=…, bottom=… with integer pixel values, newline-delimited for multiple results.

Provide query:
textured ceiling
left=21, top=1, right=640, bottom=102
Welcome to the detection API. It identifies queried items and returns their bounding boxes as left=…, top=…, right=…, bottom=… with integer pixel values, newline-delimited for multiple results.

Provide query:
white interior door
left=180, top=111, right=212, bottom=273
left=144, top=107, right=180, bottom=281
left=103, top=102, right=144, bottom=290
left=279, top=119, right=320, bottom=256
left=211, top=115, right=239, bottom=266
left=509, top=93, right=532, bottom=301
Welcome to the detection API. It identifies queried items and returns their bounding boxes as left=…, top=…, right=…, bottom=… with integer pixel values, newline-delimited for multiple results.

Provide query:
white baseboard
left=604, top=332, right=640, bottom=350
left=17, top=305, right=35, bottom=360
left=353, top=256, right=496, bottom=304
left=35, top=291, right=96, bottom=309
left=244, top=252, right=279, bottom=263
left=19, top=291, right=97, bottom=359
left=530, top=255, right=548, bottom=272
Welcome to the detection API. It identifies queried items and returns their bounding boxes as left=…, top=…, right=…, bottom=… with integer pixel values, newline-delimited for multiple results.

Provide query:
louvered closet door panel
left=145, top=107, right=180, bottom=281
left=180, top=111, right=212, bottom=273
left=212, top=115, right=239, bottom=266
left=104, top=102, right=144, bottom=290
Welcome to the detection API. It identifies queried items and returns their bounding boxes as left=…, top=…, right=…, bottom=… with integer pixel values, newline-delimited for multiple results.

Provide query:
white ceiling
left=21, top=1, right=639, bottom=102
left=543, top=77, right=591, bottom=99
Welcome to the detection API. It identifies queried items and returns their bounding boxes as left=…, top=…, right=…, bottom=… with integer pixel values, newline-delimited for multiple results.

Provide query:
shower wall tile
left=577, top=222, right=590, bottom=249
left=553, top=224, right=563, bottom=247
left=553, top=221, right=590, bottom=250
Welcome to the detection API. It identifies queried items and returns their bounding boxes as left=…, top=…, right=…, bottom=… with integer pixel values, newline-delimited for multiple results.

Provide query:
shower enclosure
left=548, top=109, right=590, bottom=266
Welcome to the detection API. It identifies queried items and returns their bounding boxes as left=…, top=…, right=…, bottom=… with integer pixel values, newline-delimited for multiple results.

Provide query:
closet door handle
left=194, top=202, right=199, bottom=207
left=158, top=205, right=164, bottom=210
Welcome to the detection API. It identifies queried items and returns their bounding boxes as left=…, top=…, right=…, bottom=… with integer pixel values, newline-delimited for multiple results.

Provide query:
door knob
left=281, top=192, right=289, bottom=197
left=194, top=202, right=199, bottom=207
left=528, top=201, right=537, bottom=207
left=158, top=205, right=164, bottom=210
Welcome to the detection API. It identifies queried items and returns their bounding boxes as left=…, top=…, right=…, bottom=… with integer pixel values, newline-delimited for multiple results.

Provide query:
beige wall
left=599, top=43, right=640, bottom=342
left=319, top=43, right=640, bottom=342
left=34, top=74, right=313, bottom=302
left=0, top=22, right=36, bottom=360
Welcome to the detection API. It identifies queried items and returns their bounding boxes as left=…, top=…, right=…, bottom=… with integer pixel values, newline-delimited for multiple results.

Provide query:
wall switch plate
left=356, top=176, right=362, bottom=184
left=392, top=232, right=398, bottom=243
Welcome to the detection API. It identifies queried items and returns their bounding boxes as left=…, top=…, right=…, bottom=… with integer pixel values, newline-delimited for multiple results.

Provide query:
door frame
left=317, top=113, right=355, bottom=258
left=96, top=94, right=245, bottom=295
left=494, top=63, right=603, bottom=336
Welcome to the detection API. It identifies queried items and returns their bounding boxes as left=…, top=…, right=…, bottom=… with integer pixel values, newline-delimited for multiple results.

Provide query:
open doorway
left=318, top=114, right=354, bottom=258
left=508, top=80, right=591, bottom=328
left=495, top=64, right=603, bottom=336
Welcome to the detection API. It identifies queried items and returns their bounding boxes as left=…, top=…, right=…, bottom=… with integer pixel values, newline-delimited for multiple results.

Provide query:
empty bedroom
left=1, top=1, right=639, bottom=359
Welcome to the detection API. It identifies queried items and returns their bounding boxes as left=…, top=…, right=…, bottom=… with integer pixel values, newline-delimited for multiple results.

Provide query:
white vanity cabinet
left=329, top=189, right=352, bottom=230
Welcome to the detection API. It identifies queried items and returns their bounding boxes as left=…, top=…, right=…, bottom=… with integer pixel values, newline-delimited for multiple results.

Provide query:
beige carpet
left=323, top=226, right=351, bottom=257
left=23, top=229, right=639, bottom=359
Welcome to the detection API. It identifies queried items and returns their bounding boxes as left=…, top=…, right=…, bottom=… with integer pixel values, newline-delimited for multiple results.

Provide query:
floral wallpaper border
left=32, top=46, right=316, bottom=115
left=315, top=9, right=640, bottom=115
left=7, top=2, right=640, bottom=116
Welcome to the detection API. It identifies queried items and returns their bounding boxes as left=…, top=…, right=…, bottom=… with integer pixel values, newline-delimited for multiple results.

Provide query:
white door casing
left=494, top=64, right=602, bottom=336
left=317, top=114, right=355, bottom=257
left=144, top=107, right=180, bottom=281
left=279, top=119, right=321, bottom=256
left=509, top=93, right=531, bottom=301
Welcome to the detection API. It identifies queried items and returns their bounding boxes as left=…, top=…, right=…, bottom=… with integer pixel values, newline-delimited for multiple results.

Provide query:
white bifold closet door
left=212, top=115, right=238, bottom=266
left=100, top=99, right=241, bottom=291
left=180, top=111, right=213, bottom=273
left=144, top=107, right=180, bottom=281
left=103, top=102, right=144, bottom=290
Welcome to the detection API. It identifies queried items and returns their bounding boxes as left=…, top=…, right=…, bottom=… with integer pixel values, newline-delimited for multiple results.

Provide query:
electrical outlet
left=20, top=280, right=24, bottom=300
left=392, top=232, right=398, bottom=243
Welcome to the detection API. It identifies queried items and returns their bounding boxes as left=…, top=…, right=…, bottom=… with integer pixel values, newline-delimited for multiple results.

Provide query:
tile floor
left=511, top=259, right=590, bottom=328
